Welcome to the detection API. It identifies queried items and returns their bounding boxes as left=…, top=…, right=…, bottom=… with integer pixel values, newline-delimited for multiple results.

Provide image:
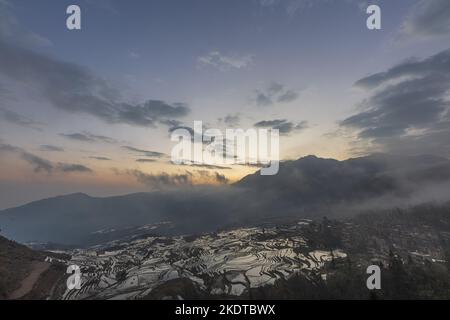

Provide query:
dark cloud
left=168, top=125, right=195, bottom=135
left=341, top=49, right=450, bottom=156
left=136, top=159, right=157, bottom=163
left=218, top=114, right=240, bottom=127
left=203, top=170, right=230, bottom=184
left=168, top=124, right=208, bottom=144
left=0, top=142, right=93, bottom=174
left=40, top=145, right=64, bottom=152
left=168, top=124, right=232, bottom=158
left=0, top=40, right=190, bottom=128
left=20, top=151, right=53, bottom=174
left=0, top=143, right=19, bottom=153
left=196, top=170, right=231, bottom=184
left=0, top=108, right=43, bottom=130
left=277, top=90, right=299, bottom=103
left=89, top=156, right=111, bottom=161
left=255, top=92, right=273, bottom=107
left=254, top=82, right=300, bottom=107
left=214, top=172, right=229, bottom=184
left=237, top=162, right=268, bottom=168
left=61, top=133, right=95, bottom=142
left=117, top=100, right=190, bottom=127
left=0, top=143, right=53, bottom=173
left=127, top=170, right=193, bottom=189
left=192, top=164, right=232, bottom=170
left=160, top=119, right=183, bottom=128
left=254, top=119, right=308, bottom=135
left=61, top=132, right=118, bottom=144
left=175, top=163, right=232, bottom=170
left=122, top=146, right=166, bottom=158
left=57, top=163, right=93, bottom=173
left=399, top=0, right=450, bottom=40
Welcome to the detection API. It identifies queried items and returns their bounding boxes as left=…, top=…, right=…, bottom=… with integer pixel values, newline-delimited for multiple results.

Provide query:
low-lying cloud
left=124, top=169, right=229, bottom=190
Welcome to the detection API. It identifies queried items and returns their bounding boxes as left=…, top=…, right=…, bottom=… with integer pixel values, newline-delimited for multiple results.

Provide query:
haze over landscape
left=1, top=0, right=450, bottom=301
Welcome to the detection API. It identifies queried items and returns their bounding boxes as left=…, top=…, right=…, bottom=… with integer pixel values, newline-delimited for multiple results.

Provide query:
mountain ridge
left=2, top=153, right=450, bottom=246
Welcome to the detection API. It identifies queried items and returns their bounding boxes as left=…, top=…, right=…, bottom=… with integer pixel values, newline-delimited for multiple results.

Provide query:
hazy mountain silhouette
left=238, top=153, right=450, bottom=204
left=1, top=154, right=450, bottom=246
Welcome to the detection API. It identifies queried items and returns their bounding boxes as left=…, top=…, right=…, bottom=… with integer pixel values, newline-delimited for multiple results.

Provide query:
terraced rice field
left=64, top=223, right=347, bottom=300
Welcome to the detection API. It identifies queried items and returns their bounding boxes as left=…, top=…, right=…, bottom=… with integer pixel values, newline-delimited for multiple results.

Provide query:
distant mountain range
left=1, top=154, right=450, bottom=246
left=238, top=153, right=450, bottom=205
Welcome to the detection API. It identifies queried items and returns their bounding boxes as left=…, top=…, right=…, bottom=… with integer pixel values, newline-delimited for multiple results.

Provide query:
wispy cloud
left=128, top=50, right=140, bottom=59
left=174, top=163, right=232, bottom=170
left=397, top=0, right=450, bottom=42
left=254, top=82, right=300, bottom=107
left=0, top=143, right=93, bottom=174
left=0, top=38, right=190, bottom=128
left=198, top=51, right=254, bottom=71
left=218, top=114, right=241, bottom=127
left=122, top=146, right=166, bottom=158
left=0, top=108, right=43, bottom=131
left=259, top=0, right=374, bottom=17
left=57, top=163, right=93, bottom=173
left=20, top=151, right=54, bottom=174
left=0, top=0, right=52, bottom=47
left=40, top=145, right=64, bottom=152
left=0, top=143, right=53, bottom=173
left=89, top=156, right=111, bottom=161
left=60, top=132, right=118, bottom=144
left=136, top=159, right=157, bottom=163
left=341, top=49, right=450, bottom=156
left=254, top=119, right=308, bottom=135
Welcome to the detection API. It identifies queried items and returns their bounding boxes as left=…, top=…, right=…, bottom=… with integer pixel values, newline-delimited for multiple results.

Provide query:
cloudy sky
left=0, top=0, right=450, bottom=208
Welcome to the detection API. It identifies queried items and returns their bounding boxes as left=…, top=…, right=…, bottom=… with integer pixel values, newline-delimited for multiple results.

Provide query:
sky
left=0, top=0, right=450, bottom=209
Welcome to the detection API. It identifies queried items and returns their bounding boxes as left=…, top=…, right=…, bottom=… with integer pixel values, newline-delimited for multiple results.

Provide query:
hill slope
left=0, top=235, right=67, bottom=299
left=2, top=154, right=450, bottom=246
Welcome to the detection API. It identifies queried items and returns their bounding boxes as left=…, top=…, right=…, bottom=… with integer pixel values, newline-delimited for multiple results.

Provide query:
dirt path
left=9, top=261, right=50, bottom=300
